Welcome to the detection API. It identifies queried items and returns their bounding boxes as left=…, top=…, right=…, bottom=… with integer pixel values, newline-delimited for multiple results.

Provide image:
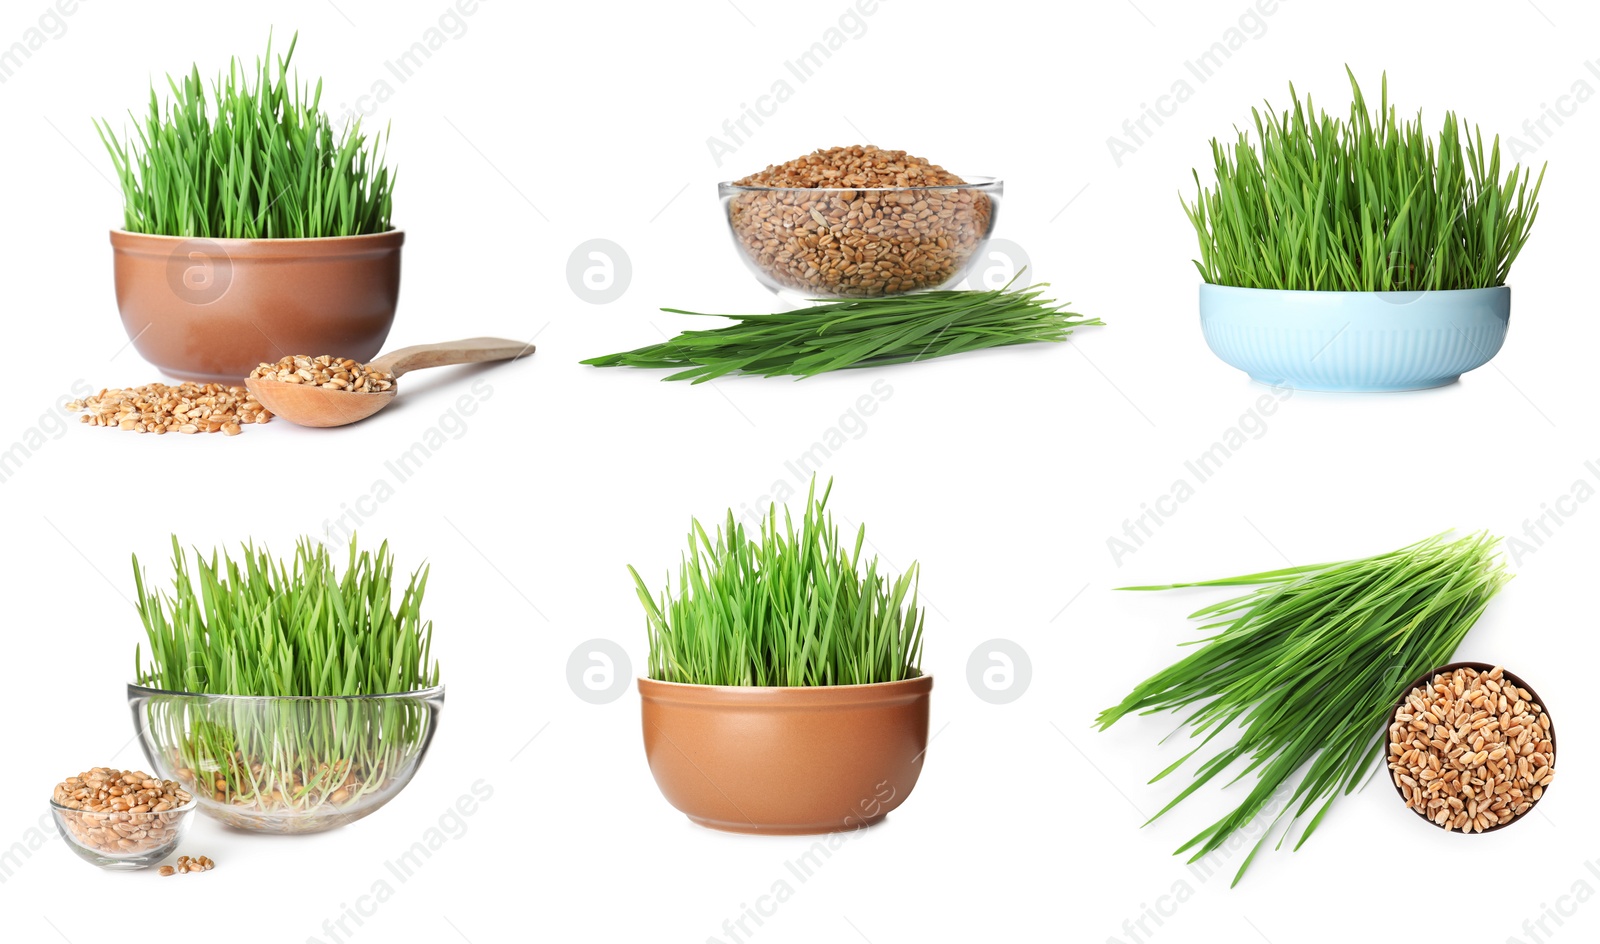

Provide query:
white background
left=0, top=0, right=1597, bottom=941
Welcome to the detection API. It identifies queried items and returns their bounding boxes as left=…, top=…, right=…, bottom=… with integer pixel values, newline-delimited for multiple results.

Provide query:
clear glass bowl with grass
left=51, top=795, right=197, bottom=870
left=127, top=684, right=444, bottom=834
left=720, top=178, right=1001, bottom=301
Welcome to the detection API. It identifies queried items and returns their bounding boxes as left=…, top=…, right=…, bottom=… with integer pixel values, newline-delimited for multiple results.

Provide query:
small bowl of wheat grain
left=720, top=145, right=1000, bottom=301
left=50, top=767, right=197, bottom=870
left=1388, top=662, right=1555, bottom=834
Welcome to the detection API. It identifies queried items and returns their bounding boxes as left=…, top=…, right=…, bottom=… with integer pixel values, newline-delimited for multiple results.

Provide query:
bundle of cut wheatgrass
left=583, top=281, right=1099, bottom=382
left=1098, top=532, right=1510, bottom=884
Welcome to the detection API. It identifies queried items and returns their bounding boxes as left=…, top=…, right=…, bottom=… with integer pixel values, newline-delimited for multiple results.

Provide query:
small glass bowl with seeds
left=1387, top=662, right=1556, bottom=834
left=50, top=767, right=198, bottom=870
left=721, top=145, right=1001, bottom=301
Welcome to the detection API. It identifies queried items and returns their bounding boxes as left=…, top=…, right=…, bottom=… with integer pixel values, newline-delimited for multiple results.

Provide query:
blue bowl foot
left=1246, top=375, right=1462, bottom=393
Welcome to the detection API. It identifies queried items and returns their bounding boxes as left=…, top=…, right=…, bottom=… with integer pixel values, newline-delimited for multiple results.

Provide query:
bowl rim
left=637, top=674, right=932, bottom=704
left=718, top=176, right=1000, bottom=194
left=638, top=672, right=929, bottom=690
left=1386, top=660, right=1554, bottom=834
left=49, top=796, right=199, bottom=815
left=126, top=682, right=446, bottom=703
left=1198, top=282, right=1510, bottom=298
left=109, top=227, right=405, bottom=245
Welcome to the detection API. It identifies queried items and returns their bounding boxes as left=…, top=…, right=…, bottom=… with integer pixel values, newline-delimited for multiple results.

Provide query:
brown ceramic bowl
left=638, top=675, right=932, bottom=835
left=110, top=230, right=404, bottom=383
left=1387, top=661, right=1555, bottom=834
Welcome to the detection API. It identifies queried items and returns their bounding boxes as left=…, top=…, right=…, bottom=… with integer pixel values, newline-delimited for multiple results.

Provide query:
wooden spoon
left=246, top=337, right=533, bottom=428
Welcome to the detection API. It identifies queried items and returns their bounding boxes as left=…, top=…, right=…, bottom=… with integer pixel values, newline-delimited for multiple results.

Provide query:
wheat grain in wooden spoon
left=246, top=337, right=533, bottom=428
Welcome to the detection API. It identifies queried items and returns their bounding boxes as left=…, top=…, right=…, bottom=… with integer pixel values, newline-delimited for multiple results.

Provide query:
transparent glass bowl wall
left=51, top=797, right=197, bottom=870
left=127, top=684, right=445, bottom=834
left=720, top=178, right=1001, bottom=300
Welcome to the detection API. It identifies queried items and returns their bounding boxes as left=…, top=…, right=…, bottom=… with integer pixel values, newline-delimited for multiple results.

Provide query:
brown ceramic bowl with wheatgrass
left=638, top=675, right=933, bottom=834
left=112, top=230, right=404, bottom=384
left=1387, top=661, right=1555, bottom=834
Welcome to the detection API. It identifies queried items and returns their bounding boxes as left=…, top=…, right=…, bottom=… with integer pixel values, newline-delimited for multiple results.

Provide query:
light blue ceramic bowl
left=1199, top=284, right=1511, bottom=391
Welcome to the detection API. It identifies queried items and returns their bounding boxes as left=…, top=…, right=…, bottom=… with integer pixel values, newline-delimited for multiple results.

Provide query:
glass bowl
left=127, top=684, right=445, bottom=834
left=719, top=177, right=1001, bottom=301
left=50, top=796, right=196, bottom=870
